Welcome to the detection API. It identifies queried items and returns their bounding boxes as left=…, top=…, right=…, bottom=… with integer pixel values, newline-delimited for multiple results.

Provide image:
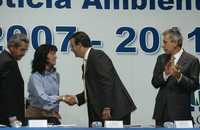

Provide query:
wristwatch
left=62, top=96, right=66, bottom=101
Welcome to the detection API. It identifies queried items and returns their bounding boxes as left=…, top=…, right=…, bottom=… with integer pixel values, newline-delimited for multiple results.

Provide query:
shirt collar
left=173, top=48, right=183, bottom=64
left=84, top=47, right=91, bottom=61
left=5, top=48, right=11, bottom=55
left=44, top=68, right=56, bottom=75
left=5, top=48, right=16, bottom=60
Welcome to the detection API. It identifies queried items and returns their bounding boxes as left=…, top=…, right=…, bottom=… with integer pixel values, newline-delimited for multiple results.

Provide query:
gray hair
left=163, top=27, right=183, bottom=48
left=7, top=33, right=29, bottom=48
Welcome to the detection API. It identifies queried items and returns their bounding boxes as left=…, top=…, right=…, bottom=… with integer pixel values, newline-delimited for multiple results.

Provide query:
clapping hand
left=170, top=64, right=181, bottom=80
left=165, top=61, right=181, bottom=80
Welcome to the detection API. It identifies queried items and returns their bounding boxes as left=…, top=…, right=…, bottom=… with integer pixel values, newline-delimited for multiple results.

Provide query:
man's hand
left=170, top=64, right=181, bottom=80
left=164, top=61, right=172, bottom=75
left=52, top=111, right=61, bottom=119
left=63, top=95, right=77, bottom=106
left=101, top=107, right=111, bottom=120
left=165, top=61, right=181, bottom=80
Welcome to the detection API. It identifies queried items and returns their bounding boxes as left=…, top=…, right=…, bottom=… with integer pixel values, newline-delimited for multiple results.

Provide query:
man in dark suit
left=0, top=33, right=29, bottom=126
left=65, top=31, right=136, bottom=127
left=152, top=27, right=200, bottom=127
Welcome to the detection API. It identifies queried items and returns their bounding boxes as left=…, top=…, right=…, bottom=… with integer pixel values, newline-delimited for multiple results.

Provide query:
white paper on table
left=104, top=120, right=123, bottom=128
left=28, top=120, right=48, bottom=127
left=174, top=120, right=193, bottom=128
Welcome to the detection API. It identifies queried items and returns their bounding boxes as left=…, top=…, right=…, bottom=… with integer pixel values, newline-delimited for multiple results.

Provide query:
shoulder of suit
left=158, top=53, right=168, bottom=59
left=183, top=51, right=198, bottom=61
left=90, top=49, right=111, bottom=62
left=0, top=51, right=12, bottom=60
left=92, top=48, right=105, bottom=54
left=0, top=51, right=15, bottom=67
left=91, top=49, right=107, bottom=57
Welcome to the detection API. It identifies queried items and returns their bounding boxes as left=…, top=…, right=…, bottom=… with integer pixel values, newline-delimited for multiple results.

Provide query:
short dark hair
left=163, top=27, right=183, bottom=48
left=7, top=33, right=29, bottom=48
left=70, top=31, right=91, bottom=47
left=32, top=44, right=57, bottom=74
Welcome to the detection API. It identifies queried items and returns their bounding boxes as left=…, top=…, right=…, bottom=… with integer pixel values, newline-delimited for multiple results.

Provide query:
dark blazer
left=152, top=50, right=200, bottom=122
left=76, top=48, right=136, bottom=122
left=0, top=50, right=25, bottom=126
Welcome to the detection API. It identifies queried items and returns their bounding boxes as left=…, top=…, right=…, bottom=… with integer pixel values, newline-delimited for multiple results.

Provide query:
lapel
left=16, top=61, right=24, bottom=83
left=176, top=50, right=188, bottom=68
left=167, top=51, right=189, bottom=86
left=85, top=48, right=94, bottom=75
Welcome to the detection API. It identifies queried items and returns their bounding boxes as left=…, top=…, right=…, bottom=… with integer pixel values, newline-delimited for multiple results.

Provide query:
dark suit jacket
left=76, top=48, right=136, bottom=121
left=0, top=50, right=25, bottom=126
left=152, top=50, right=200, bottom=122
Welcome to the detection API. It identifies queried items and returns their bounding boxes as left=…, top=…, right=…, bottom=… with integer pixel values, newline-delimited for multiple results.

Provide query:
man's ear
left=77, top=42, right=82, bottom=46
left=77, top=43, right=82, bottom=48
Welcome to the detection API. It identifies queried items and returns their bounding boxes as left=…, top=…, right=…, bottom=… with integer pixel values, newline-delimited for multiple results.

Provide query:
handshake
left=59, top=95, right=77, bottom=106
